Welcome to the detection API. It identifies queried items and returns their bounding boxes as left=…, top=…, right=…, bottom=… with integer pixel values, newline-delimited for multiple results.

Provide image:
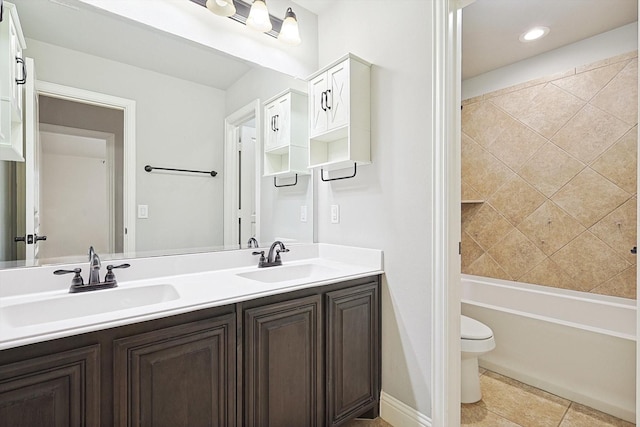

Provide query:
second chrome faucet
left=253, top=241, right=290, bottom=268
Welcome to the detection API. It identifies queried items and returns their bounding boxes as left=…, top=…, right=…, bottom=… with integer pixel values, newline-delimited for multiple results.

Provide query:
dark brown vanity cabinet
left=241, top=277, right=381, bottom=427
left=0, top=275, right=380, bottom=427
left=0, top=345, right=100, bottom=427
left=113, top=314, right=236, bottom=427
left=326, top=282, right=380, bottom=426
left=243, top=295, right=323, bottom=427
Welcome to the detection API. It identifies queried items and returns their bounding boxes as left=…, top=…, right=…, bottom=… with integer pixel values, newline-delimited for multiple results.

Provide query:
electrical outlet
left=330, top=205, right=340, bottom=224
left=137, top=204, right=149, bottom=219
left=300, top=205, right=308, bottom=222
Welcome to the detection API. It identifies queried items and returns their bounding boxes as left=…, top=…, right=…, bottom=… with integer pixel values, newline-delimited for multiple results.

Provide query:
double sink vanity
left=0, top=243, right=383, bottom=426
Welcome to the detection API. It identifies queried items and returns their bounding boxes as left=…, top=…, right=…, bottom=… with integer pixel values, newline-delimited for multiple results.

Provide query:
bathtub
left=461, top=274, right=636, bottom=423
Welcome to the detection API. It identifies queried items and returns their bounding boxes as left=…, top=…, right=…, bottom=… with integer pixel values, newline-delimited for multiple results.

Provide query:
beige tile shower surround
left=461, top=51, right=638, bottom=299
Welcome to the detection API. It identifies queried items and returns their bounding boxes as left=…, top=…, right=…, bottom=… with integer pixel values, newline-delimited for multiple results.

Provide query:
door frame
left=35, top=81, right=137, bottom=253
left=223, top=99, right=261, bottom=248
left=433, top=1, right=464, bottom=426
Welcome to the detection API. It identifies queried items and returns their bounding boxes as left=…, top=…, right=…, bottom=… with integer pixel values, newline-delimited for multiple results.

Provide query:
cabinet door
left=264, top=100, right=280, bottom=150
left=327, top=60, right=350, bottom=131
left=308, top=72, right=328, bottom=137
left=114, top=315, right=236, bottom=427
left=9, top=18, right=23, bottom=118
left=0, top=345, right=100, bottom=427
left=274, top=93, right=291, bottom=148
left=326, top=282, right=380, bottom=426
left=244, top=295, right=323, bottom=427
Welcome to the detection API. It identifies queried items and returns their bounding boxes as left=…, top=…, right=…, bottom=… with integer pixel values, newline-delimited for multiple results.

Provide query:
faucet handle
left=54, top=268, right=84, bottom=287
left=104, top=263, right=131, bottom=284
left=274, top=247, right=290, bottom=262
left=252, top=250, right=266, bottom=266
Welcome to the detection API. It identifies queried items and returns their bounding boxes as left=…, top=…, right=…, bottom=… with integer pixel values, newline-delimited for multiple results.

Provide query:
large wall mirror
left=0, top=0, right=314, bottom=269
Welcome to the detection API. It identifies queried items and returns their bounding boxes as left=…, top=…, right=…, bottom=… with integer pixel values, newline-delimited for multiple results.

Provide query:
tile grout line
left=556, top=401, right=573, bottom=427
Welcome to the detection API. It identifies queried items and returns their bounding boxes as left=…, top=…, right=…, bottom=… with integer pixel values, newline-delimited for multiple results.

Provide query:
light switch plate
left=330, top=205, right=339, bottom=224
left=138, top=204, right=149, bottom=219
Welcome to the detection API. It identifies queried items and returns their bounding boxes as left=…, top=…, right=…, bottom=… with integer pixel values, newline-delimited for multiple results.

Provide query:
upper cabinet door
left=264, top=100, right=280, bottom=151
left=264, top=93, right=292, bottom=151
left=309, top=72, right=328, bottom=138
left=0, top=2, right=26, bottom=162
left=275, top=92, right=291, bottom=149
left=327, top=60, right=350, bottom=131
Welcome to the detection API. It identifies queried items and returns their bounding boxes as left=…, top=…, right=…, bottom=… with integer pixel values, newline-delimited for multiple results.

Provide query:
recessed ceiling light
left=519, top=26, right=550, bottom=42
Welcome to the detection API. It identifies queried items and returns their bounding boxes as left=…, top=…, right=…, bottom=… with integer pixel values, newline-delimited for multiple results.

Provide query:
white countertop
left=0, top=244, right=383, bottom=350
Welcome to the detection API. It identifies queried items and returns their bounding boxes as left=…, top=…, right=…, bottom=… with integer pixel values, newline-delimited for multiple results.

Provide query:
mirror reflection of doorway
left=238, top=119, right=257, bottom=246
left=36, top=96, right=124, bottom=259
left=223, top=100, right=261, bottom=248
left=38, top=124, right=116, bottom=258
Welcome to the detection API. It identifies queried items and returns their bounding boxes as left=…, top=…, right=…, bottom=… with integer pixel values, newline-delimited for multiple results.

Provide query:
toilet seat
left=461, top=315, right=493, bottom=340
left=461, top=315, right=495, bottom=353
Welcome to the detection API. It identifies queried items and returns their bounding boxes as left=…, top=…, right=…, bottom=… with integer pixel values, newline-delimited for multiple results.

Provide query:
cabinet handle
left=271, top=116, right=275, bottom=131
left=274, top=115, right=279, bottom=131
left=320, top=91, right=327, bottom=111
left=326, top=89, right=332, bottom=110
left=15, top=57, right=26, bottom=85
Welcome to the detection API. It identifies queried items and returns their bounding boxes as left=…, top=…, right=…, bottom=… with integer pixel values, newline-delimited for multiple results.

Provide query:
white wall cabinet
left=0, top=1, right=26, bottom=162
left=307, top=54, right=370, bottom=171
left=263, top=89, right=309, bottom=178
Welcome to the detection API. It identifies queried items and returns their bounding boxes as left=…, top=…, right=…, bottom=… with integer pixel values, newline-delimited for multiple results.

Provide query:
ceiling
left=11, top=0, right=254, bottom=90
left=462, top=0, right=638, bottom=79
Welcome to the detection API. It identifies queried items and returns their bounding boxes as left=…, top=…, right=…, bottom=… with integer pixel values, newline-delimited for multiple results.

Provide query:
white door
left=327, top=60, right=349, bottom=130
left=22, top=57, right=42, bottom=262
left=309, top=72, right=328, bottom=137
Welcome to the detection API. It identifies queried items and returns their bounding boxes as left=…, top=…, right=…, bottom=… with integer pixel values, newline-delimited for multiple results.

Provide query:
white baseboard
left=380, top=391, right=432, bottom=427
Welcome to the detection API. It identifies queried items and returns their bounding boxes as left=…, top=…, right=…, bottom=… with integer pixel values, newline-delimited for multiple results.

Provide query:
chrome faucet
left=88, top=246, right=101, bottom=284
left=247, top=237, right=259, bottom=248
left=252, top=240, right=290, bottom=268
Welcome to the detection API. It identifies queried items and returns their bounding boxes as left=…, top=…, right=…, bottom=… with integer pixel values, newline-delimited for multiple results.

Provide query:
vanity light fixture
left=278, top=7, right=301, bottom=46
left=205, top=0, right=236, bottom=17
left=194, top=0, right=301, bottom=45
left=519, top=26, right=550, bottom=42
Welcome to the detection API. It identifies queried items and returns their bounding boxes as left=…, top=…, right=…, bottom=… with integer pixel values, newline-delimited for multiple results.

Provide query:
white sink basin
left=237, top=263, right=339, bottom=283
left=1, top=284, right=179, bottom=327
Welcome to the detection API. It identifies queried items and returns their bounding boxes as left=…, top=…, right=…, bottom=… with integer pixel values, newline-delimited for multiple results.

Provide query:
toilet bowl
left=461, top=315, right=495, bottom=404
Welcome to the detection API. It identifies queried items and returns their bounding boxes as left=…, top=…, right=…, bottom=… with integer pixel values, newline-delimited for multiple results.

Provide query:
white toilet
left=461, top=315, right=495, bottom=403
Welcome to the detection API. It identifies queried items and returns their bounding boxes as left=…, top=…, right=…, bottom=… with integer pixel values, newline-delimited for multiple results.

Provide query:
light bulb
left=205, top=0, right=236, bottom=17
left=278, top=7, right=301, bottom=46
left=247, top=0, right=272, bottom=33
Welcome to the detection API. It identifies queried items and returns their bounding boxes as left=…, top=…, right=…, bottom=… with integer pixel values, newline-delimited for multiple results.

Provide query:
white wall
left=463, top=22, right=639, bottom=100
left=314, top=0, right=433, bottom=418
left=25, top=38, right=227, bottom=253
left=40, top=149, right=109, bottom=259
